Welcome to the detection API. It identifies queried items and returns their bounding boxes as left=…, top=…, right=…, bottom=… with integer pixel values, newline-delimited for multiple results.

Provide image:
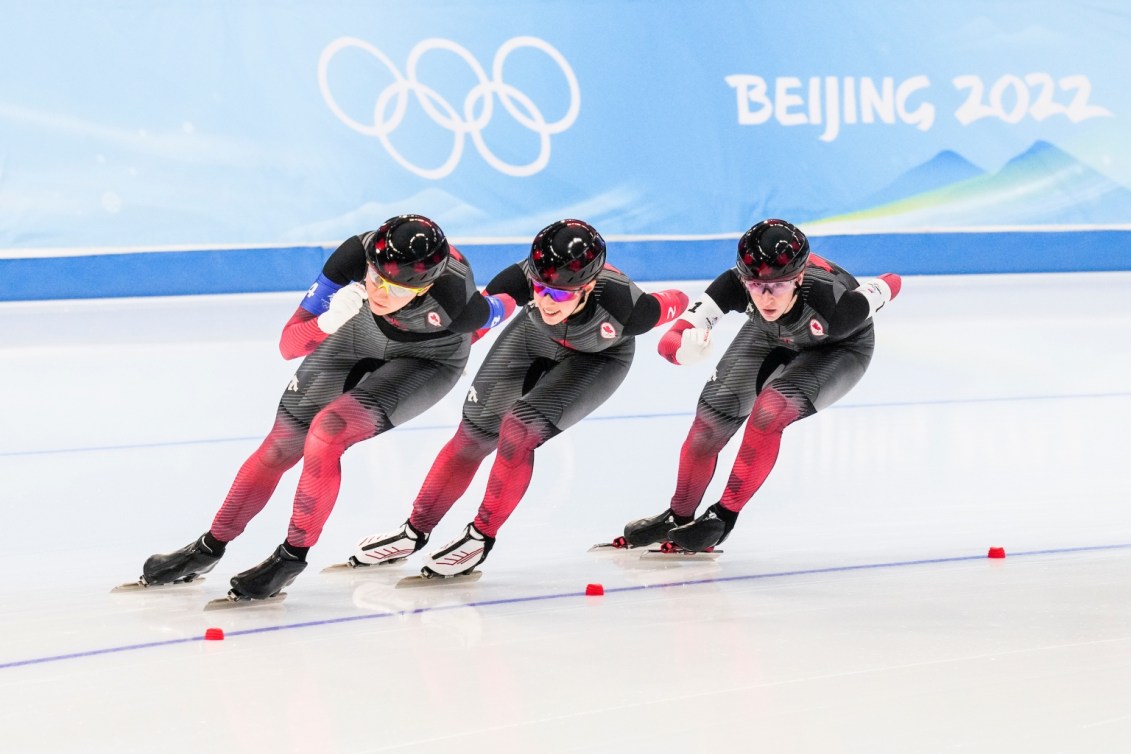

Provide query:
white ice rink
left=2, top=272, right=1130, bottom=753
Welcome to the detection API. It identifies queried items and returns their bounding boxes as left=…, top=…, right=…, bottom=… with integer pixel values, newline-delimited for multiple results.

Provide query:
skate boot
left=668, top=503, right=738, bottom=552
left=623, top=508, right=692, bottom=548
left=352, top=520, right=429, bottom=567
left=422, top=524, right=494, bottom=578
left=141, top=533, right=223, bottom=586
left=229, top=544, right=308, bottom=600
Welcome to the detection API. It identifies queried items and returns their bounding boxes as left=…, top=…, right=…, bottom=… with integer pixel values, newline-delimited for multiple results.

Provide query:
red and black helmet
left=364, top=214, right=450, bottom=287
left=524, top=219, right=607, bottom=290
left=736, top=219, right=810, bottom=281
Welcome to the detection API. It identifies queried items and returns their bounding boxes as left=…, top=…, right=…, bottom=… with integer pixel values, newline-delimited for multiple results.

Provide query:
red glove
left=658, top=320, right=712, bottom=365
left=879, top=273, right=902, bottom=300
left=658, top=320, right=692, bottom=363
left=651, top=289, right=689, bottom=327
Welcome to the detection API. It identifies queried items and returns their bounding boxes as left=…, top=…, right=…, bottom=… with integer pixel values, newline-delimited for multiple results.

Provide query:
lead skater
left=621, top=219, right=902, bottom=552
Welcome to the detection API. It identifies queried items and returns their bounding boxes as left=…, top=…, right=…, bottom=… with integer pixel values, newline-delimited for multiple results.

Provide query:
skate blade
left=588, top=542, right=639, bottom=553
left=203, top=591, right=288, bottom=611
left=639, top=549, right=723, bottom=561
left=321, top=558, right=405, bottom=573
left=395, top=571, right=482, bottom=589
left=588, top=535, right=640, bottom=553
left=111, top=577, right=207, bottom=593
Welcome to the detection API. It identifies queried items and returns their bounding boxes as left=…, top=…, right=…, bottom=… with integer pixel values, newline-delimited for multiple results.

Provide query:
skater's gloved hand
left=658, top=320, right=712, bottom=365
left=317, top=282, right=367, bottom=334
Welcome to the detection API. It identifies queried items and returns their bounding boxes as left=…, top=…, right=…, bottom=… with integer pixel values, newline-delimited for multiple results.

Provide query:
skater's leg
left=407, top=421, right=498, bottom=532
left=351, top=420, right=496, bottom=567
left=210, top=408, right=307, bottom=541
left=665, top=328, right=781, bottom=517
left=472, top=405, right=559, bottom=537
left=621, top=404, right=744, bottom=547
left=472, top=348, right=630, bottom=537
left=669, top=404, right=746, bottom=518
left=670, top=342, right=872, bottom=552
left=717, top=386, right=809, bottom=512
left=668, top=387, right=808, bottom=552
left=289, top=356, right=462, bottom=548
left=625, top=326, right=779, bottom=546
left=287, top=393, right=387, bottom=548
left=719, top=341, right=871, bottom=514
left=408, top=323, right=534, bottom=532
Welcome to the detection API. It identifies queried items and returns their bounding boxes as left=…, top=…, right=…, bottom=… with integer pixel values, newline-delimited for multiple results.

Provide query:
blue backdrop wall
left=2, top=0, right=1129, bottom=299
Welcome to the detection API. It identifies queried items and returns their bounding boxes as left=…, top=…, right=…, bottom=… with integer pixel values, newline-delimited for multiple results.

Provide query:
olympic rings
left=318, top=36, right=580, bottom=179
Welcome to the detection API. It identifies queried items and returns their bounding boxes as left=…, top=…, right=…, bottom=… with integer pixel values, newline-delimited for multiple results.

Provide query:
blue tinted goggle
left=531, top=281, right=581, bottom=303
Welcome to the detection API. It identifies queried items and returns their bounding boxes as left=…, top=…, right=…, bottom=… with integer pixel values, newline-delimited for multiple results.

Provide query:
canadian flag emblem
left=809, top=319, right=825, bottom=337
left=427, top=312, right=442, bottom=327
left=600, top=322, right=616, bottom=339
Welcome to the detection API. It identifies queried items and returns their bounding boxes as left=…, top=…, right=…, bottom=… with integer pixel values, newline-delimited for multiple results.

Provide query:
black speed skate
left=228, top=544, right=308, bottom=600
left=623, top=508, right=692, bottom=548
left=668, top=503, right=738, bottom=552
left=140, top=534, right=222, bottom=586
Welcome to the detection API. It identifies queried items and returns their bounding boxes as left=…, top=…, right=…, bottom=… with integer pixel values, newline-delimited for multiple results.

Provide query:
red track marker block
left=204, top=627, right=225, bottom=641
left=585, top=583, right=605, bottom=596
left=987, top=547, right=1006, bottom=559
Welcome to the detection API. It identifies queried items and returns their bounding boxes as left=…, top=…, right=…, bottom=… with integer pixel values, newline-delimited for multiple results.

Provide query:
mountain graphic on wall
left=813, top=141, right=1131, bottom=229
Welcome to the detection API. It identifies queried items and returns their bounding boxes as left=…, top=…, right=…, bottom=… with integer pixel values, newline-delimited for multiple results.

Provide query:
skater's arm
left=468, top=292, right=517, bottom=343
left=468, top=263, right=525, bottom=342
left=656, top=271, right=743, bottom=365
left=853, top=273, right=902, bottom=317
left=279, top=283, right=368, bottom=359
left=620, top=287, right=689, bottom=336
left=436, top=284, right=516, bottom=337
left=483, top=263, right=534, bottom=305
left=280, top=236, right=368, bottom=358
left=819, top=273, right=902, bottom=339
left=279, top=308, right=323, bottom=360
left=426, top=260, right=518, bottom=338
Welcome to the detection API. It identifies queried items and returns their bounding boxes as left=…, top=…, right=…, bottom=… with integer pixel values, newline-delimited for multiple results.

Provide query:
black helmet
left=525, top=219, right=607, bottom=290
left=364, top=214, right=450, bottom=287
left=736, top=219, right=810, bottom=281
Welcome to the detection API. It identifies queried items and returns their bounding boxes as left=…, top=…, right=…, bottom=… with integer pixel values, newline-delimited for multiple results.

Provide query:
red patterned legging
left=406, top=406, right=556, bottom=539
left=670, top=386, right=804, bottom=518
left=210, top=395, right=385, bottom=547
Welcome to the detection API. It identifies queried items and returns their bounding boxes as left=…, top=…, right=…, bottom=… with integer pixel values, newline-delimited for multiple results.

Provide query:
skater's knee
left=497, top=406, right=555, bottom=457
left=453, top=421, right=499, bottom=459
left=687, top=404, right=743, bottom=453
left=749, top=387, right=808, bottom=434
left=305, top=405, right=378, bottom=456
left=255, top=429, right=305, bottom=469
left=254, top=439, right=297, bottom=468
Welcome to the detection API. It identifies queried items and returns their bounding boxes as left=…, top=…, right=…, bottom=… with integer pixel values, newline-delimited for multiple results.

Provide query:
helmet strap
left=570, top=284, right=595, bottom=316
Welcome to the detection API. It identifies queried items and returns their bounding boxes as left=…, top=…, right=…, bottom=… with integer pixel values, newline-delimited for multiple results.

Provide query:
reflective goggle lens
left=742, top=277, right=798, bottom=296
left=366, top=266, right=427, bottom=297
left=531, top=281, right=580, bottom=302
